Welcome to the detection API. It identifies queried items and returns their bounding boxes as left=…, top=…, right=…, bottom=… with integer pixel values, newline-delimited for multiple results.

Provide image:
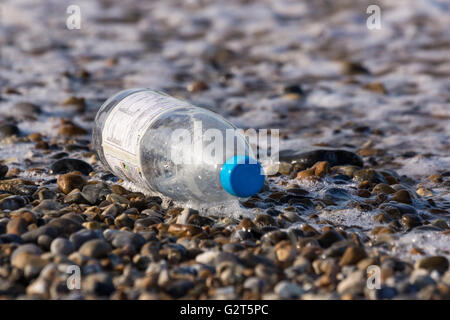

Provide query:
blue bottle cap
left=220, top=155, right=265, bottom=198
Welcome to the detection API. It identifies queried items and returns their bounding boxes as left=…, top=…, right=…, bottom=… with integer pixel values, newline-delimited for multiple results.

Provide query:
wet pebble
left=280, top=149, right=363, bottom=168
left=0, top=123, right=20, bottom=139
left=57, top=172, right=87, bottom=194
left=14, top=102, right=41, bottom=117
left=415, top=256, right=449, bottom=273
left=0, top=195, right=26, bottom=211
left=50, top=158, right=93, bottom=175
left=0, top=165, right=8, bottom=179
left=372, top=183, right=395, bottom=195
left=81, top=183, right=110, bottom=205
left=392, top=190, right=413, bottom=204
left=339, top=246, right=367, bottom=266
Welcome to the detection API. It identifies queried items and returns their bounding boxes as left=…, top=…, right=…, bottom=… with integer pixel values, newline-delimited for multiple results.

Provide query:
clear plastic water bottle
left=92, top=88, right=265, bottom=204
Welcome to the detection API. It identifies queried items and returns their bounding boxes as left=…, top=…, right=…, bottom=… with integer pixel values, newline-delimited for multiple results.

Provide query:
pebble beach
left=0, top=0, right=449, bottom=300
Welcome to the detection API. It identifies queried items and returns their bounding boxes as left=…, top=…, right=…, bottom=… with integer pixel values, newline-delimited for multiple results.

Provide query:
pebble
left=279, top=149, right=363, bottom=168
left=63, top=191, right=89, bottom=204
left=81, top=183, right=110, bottom=204
left=0, top=165, right=8, bottom=179
left=195, top=250, right=219, bottom=264
left=11, top=243, right=42, bottom=260
left=57, top=172, right=87, bottom=194
left=323, top=188, right=351, bottom=204
left=415, top=256, right=449, bottom=273
left=6, top=217, right=28, bottom=235
left=392, top=190, right=413, bottom=204
left=274, top=281, right=303, bottom=299
left=401, top=214, right=422, bottom=229
left=11, top=250, right=46, bottom=271
left=69, top=229, right=103, bottom=249
left=114, top=213, right=134, bottom=229
left=167, top=224, right=203, bottom=237
left=59, top=123, right=88, bottom=136
left=50, top=158, right=93, bottom=175
left=82, top=273, right=115, bottom=296
left=28, top=132, right=43, bottom=142
left=416, top=187, right=432, bottom=197
left=317, top=229, right=345, bottom=248
left=50, top=238, right=75, bottom=256
left=0, top=123, right=20, bottom=139
left=165, top=279, right=195, bottom=298
left=274, top=240, right=295, bottom=263
left=61, top=96, right=86, bottom=111
left=0, top=195, right=26, bottom=210
left=353, top=169, right=387, bottom=183
left=176, top=208, right=198, bottom=225
left=372, top=183, right=396, bottom=194
left=110, top=230, right=145, bottom=251
left=337, top=270, right=365, bottom=295
left=243, top=277, right=266, bottom=292
left=187, top=80, right=208, bottom=92
left=409, top=269, right=436, bottom=288
left=380, top=202, right=418, bottom=215
left=339, top=246, right=367, bottom=266
left=21, top=225, right=59, bottom=243
left=79, top=239, right=112, bottom=258
left=14, top=102, right=41, bottom=116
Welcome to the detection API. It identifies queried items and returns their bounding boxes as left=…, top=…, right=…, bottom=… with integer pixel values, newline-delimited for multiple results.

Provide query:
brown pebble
left=236, top=218, right=255, bottom=231
left=371, top=226, right=394, bottom=235
left=57, top=172, right=87, bottom=194
left=274, top=240, right=295, bottom=263
left=416, top=187, right=432, bottom=197
left=415, top=256, right=449, bottom=273
left=339, top=246, right=367, bottom=266
left=357, top=189, right=371, bottom=198
left=111, top=184, right=129, bottom=195
left=59, top=123, right=88, bottom=136
left=114, top=213, right=134, bottom=229
left=168, top=224, right=203, bottom=237
left=357, top=148, right=379, bottom=157
left=314, top=161, right=329, bottom=177
left=410, top=247, right=425, bottom=255
left=28, top=132, right=43, bottom=142
left=384, top=175, right=398, bottom=185
left=34, top=141, right=49, bottom=150
left=362, top=82, right=387, bottom=94
left=427, top=174, right=442, bottom=183
left=392, top=190, right=412, bottom=204
left=372, top=183, right=396, bottom=194
left=358, top=180, right=373, bottom=189
left=296, top=168, right=316, bottom=180
left=61, top=96, right=86, bottom=111
left=7, top=217, right=28, bottom=235
left=401, top=214, right=422, bottom=229
left=187, top=80, right=208, bottom=92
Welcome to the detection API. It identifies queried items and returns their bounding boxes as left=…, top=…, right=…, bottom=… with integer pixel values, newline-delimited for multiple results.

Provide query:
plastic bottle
left=92, top=88, right=265, bottom=205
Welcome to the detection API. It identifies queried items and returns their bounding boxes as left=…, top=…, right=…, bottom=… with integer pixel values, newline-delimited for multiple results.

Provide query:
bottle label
left=101, top=90, right=190, bottom=186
